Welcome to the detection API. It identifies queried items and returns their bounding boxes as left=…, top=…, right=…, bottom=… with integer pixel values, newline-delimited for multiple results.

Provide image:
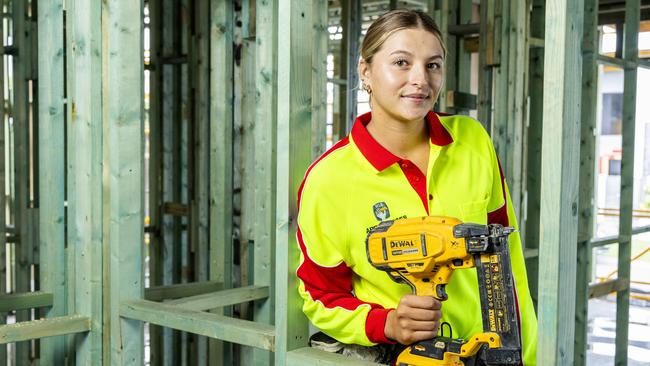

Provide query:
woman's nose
left=409, top=64, right=428, bottom=86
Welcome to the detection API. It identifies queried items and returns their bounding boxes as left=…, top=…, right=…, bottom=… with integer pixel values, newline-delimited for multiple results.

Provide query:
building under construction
left=0, top=0, right=648, bottom=365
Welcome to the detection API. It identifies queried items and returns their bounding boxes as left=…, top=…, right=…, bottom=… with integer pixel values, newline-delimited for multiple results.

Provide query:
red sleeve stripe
left=487, top=157, right=509, bottom=227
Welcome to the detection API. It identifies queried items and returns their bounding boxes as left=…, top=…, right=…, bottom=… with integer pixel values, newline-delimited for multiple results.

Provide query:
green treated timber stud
left=574, top=0, right=598, bottom=364
left=37, top=0, right=66, bottom=362
left=590, top=224, right=650, bottom=248
left=66, top=0, right=106, bottom=363
left=147, top=0, right=163, bottom=362
left=144, top=281, right=223, bottom=301
left=311, top=0, right=328, bottom=160
left=253, top=0, right=278, bottom=364
left=504, top=0, right=527, bottom=229
left=165, top=286, right=269, bottom=311
left=338, top=0, right=360, bottom=135
left=210, top=0, right=235, bottom=364
left=537, top=0, right=584, bottom=364
left=0, top=3, right=5, bottom=363
left=588, top=279, right=629, bottom=299
left=120, top=299, right=275, bottom=352
left=160, top=0, right=184, bottom=362
left=192, top=0, right=211, bottom=361
left=0, top=292, right=53, bottom=312
left=275, top=0, right=313, bottom=364
left=102, top=0, right=145, bottom=364
left=286, top=347, right=381, bottom=366
left=456, top=0, right=473, bottom=113
left=477, top=0, right=495, bottom=130
left=66, top=0, right=106, bottom=364
left=0, top=315, right=91, bottom=345
left=524, top=0, right=545, bottom=310
left=615, top=1, right=639, bottom=364
left=12, top=0, right=34, bottom=361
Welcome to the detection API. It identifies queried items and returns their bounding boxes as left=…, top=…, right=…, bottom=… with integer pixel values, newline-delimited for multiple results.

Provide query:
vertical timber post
left=537, top=0, right=583, bottom=364
left=0, top=5, right=6, bottom=363
left=12, top=0, right=34, bottom=361
left=102, top=0, right=144, bottom=364
left=615, top=1, right=639, bottom=364
left=37, top=0, right=66, bottom=363
left=253, top=0, right=278, bottom=364
left=275, top=0, right=312, bottom=364
left=338, top=0, right=360, bottom=136
left=209, top=0, right=234, bottom=364
left=66, top=0, right=105, bottom=363
left=574, top=0, right=598, bottom=364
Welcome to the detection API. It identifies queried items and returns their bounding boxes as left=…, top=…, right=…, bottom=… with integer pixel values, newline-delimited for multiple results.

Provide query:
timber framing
left=0, top=0, right=644, bottom=365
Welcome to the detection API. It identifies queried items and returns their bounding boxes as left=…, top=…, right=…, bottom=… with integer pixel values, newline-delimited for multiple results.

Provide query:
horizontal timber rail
left=286, top=347, right=381, bottom=366
left=0, top=291, right=53, bottom=312
left=120, top=299, right=275, bottom=351
left=165, top=285, right=269, bottom=311
left=588, top=278, right=629, bottom=299
left=0, top=315, right=91, bottom=344
left=590, top=224, right=650, bottom=248
left=144, top=280, right=222, bottom=301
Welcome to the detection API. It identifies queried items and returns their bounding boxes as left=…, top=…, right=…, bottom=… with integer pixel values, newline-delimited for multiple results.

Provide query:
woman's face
left=360, top=28, right=444, bottom=124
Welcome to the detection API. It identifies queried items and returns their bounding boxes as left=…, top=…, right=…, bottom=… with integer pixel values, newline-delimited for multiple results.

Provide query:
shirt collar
left=350, top=111, right=454, bottom=171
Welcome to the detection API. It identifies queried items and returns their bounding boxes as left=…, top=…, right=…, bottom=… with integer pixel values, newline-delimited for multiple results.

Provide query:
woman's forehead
left=378, top=28, right=444, bottom=58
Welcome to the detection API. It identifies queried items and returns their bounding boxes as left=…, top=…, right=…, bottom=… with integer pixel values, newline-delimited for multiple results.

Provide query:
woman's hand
left=384, top=294, right=442, bottom=345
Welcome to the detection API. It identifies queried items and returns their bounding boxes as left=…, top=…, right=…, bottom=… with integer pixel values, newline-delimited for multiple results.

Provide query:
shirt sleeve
left=296, top=171, right=393, bottom=346
left=487, top=150, right=538, bottom=366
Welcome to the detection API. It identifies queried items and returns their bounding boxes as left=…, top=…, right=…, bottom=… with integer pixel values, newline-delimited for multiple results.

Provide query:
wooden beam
left=575, top=0, right=599, bottom=364
left=588, top=279, right=629, bottom=299
left=286, top=347, right=380, bottom=366
left=253, top=0, right=279, bottom=363
left=614, top=1, right=639, bottom=363
left=0, top=4, right=6, bottom=362
left=337, top=0, right=360, bottom=136
left=0, top=315, right=91, bottom=345
left=144, top=281, right=222, bottom=302
left=37, top=0, right=66, bottom=363
left=0, top=292, right=52, bottom=312
left=210, top=0, right=235, bottom=363
left=65, top=0, right=105, bottom=362
left=12, top=0, right=35, bottom=361
left=275, top=0, right=313, bottom=363
left=120, top=300, right=275, bottom=352
left=537, top=0, right=584, bottom=364
left=165, top=286, right=269, bottom=311
left=102, top=0, right=145, bottom=363
left=311, top=0, right=328, bottom=160
left=524, top=0, right=545, bottom=310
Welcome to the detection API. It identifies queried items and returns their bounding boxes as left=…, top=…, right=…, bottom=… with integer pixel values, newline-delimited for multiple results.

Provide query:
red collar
left=350, top=111, right=454, bottom=171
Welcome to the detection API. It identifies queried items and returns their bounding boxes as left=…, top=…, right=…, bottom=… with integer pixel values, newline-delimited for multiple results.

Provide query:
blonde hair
left=361, top=9, right=446, bottom=64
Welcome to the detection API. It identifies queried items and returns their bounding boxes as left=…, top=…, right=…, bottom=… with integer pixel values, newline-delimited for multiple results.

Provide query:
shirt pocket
left=459, top=197, right=489, bottom=224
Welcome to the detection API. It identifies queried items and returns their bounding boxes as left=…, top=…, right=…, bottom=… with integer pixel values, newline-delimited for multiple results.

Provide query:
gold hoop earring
left=362, top=83, right=372, bottom=94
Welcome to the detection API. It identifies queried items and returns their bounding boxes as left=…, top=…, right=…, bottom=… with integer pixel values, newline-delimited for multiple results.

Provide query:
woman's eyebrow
left=388, top=50, right=443, bottom=60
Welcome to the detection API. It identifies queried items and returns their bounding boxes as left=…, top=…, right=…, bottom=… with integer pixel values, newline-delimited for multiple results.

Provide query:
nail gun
left=366, top=216, right=521, bottom=366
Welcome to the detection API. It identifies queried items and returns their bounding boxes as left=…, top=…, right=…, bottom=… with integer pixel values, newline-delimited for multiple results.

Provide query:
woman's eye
left=395, top=59, right=407, bottom=67
left=428, top=62, right=441, bottom=70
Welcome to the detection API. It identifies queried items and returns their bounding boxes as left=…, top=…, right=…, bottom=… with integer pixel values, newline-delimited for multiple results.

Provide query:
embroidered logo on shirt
left=372, top=202, right=391, bottom=221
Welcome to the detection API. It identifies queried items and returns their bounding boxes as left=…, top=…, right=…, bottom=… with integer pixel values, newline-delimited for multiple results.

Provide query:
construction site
left=0, top=0, right=648, bottom=365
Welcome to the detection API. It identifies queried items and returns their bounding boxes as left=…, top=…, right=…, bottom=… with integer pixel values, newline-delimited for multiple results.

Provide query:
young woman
left=296, top=9, right=537, bottom=365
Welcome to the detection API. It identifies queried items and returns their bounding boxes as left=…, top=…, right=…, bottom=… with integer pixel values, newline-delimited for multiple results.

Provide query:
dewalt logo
left=390, top=240, right=414, bottom=248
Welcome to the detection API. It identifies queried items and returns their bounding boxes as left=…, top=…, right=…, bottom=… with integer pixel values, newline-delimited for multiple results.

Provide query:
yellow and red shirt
left=296, top=111, right=537, bottom=365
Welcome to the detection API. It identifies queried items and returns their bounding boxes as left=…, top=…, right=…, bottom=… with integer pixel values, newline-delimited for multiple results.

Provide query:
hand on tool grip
left=384, top=294, right=442, bottom=345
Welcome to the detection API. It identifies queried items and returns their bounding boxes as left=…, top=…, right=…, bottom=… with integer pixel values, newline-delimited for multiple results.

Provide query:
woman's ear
left=358, top=58, right=370, bottom=86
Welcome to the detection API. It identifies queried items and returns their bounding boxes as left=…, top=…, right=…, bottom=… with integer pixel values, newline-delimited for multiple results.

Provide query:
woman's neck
left=366, top=110, right=429, bottom=159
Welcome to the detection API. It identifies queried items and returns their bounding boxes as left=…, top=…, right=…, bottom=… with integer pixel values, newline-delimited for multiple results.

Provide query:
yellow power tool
left=366, top=216, right=521, bottom=366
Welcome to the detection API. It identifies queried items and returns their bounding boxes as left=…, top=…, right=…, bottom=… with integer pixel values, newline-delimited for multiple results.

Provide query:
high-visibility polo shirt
left=296, top=111, right=537, bottom=365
